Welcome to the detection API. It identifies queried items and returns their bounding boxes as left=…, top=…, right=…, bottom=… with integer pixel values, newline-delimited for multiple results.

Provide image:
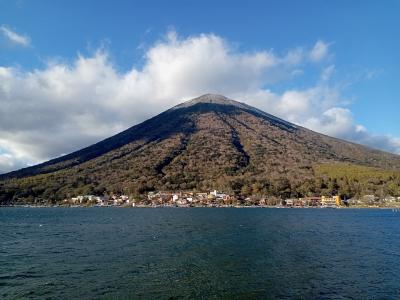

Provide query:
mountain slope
left=1, top=94, right=400, bottom=203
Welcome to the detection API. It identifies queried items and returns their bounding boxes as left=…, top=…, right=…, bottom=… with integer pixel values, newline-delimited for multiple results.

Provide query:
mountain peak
left=172, top=94, right=297, bottom=130
left=192, top=93, right=232, bottom=103
left=173, top=93, right=246, bottom=110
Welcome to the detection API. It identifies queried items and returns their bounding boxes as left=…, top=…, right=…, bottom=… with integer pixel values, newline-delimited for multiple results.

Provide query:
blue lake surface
left=1, top=207, right=400, bottom=299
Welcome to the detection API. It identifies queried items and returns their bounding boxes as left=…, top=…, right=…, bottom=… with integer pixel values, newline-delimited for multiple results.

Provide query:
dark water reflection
left=1, top=208, right=400, bottom=299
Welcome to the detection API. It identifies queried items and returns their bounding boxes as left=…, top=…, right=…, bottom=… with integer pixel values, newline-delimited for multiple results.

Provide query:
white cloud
left=0, top=25, right=31, bottom=46
left=309, top=40, right=330, bottom=62
left=321, top=65, right=335, bottom=81
left=303, top=107, right=354, bottom=137
left=0, top=32, right=398, bottom=173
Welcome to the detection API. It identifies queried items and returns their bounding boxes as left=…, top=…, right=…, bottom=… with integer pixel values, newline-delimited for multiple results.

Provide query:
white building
left=210, top=190, right=227, bottom=199
left=285, top=199, right=294, bottom=206
left=119, top=195, right=130, bottom=203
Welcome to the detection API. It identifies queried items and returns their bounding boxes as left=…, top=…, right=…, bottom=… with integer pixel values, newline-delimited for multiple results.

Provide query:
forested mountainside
left=1, top=94, right=400, bottom=204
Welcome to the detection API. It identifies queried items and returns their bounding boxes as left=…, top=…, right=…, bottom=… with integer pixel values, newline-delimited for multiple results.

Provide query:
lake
left=1, top=207, right=400, bottom=299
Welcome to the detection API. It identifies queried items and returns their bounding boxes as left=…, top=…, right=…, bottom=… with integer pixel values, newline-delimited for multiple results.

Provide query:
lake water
left=1, top=207, right=400, bottom=299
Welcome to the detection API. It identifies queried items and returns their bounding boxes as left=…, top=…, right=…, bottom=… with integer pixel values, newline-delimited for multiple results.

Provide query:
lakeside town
left=48, top=190, right=400, bottom=208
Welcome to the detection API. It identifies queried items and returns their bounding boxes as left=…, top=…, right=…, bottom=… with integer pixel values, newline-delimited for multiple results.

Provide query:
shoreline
left=2, top=204, right=400, bottom=209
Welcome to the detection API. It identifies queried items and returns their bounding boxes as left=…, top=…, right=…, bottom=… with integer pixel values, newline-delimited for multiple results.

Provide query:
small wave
left=0, top=273, right=42, bottom=280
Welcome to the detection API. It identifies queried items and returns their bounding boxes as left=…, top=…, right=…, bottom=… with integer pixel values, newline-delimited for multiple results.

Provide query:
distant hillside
left=1, top=94, right=400, bottom=204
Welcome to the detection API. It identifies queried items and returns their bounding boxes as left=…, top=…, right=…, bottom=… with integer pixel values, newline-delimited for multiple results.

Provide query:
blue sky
left=0, top=0, right=399, bottom=173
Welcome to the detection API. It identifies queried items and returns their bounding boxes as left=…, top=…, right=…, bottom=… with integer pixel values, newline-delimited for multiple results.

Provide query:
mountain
left=1, top=94, right=400, bottom=203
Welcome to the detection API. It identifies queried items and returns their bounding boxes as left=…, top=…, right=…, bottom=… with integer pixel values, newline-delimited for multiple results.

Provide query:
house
left=84, top=195, right=96, bottom=201
left=300, top=197, right=321, bottom=206
left=95, top=196, right=109, bottom=205
left=71, top=195, right=94, bottom=203
left=294, top=198, right=306, bottom=207
left=285, top=199, right=294, bottom=207
left=196, top=192, right=208, bottom=199
left=210, top=190, right=229, bottom=200
left=321, top=196, right=340, bottom=207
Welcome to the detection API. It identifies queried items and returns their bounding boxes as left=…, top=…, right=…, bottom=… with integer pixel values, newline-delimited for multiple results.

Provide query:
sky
left=0, top=0, right=400, bottom=173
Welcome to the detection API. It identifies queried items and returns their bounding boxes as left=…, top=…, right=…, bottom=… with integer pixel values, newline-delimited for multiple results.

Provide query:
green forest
left=1, top=162, right=400, bottom=205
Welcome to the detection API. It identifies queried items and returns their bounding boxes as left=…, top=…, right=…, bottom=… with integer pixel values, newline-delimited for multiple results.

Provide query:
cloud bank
left=0, top=32, right=399, bottom=173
